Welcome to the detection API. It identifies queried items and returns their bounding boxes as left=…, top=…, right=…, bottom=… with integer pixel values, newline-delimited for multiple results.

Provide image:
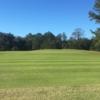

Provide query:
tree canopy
left=89, top=0, right=100, bottom=51
left=0, top=30, right=92, bottom=51
left=89, top=0, right=100, bottom=23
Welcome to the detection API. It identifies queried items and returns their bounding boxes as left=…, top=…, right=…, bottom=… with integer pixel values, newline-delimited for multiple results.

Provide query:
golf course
left=0, top=49, right=100, bottom=100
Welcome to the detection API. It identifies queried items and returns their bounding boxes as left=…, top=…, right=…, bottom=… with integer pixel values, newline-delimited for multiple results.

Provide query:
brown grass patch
left=0, top=85, right=100, bottom=100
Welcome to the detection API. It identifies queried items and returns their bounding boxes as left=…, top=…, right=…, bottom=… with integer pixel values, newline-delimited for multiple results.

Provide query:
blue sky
left=0, top=0, right=99, bottom=37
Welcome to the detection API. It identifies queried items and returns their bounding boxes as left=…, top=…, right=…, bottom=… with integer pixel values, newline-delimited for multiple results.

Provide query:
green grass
left=0, top=49, right=100, bottom=100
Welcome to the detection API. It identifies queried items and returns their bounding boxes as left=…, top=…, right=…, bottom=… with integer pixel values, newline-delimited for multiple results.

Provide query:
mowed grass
left=0, top=49, right=100, bottom=100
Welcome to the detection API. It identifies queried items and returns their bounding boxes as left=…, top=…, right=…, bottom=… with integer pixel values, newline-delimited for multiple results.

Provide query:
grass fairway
left=0, top=49, right=100, bottom=100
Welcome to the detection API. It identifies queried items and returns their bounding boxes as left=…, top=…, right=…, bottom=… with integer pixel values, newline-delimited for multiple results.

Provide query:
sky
left=0, top=0, right=99, bottom=38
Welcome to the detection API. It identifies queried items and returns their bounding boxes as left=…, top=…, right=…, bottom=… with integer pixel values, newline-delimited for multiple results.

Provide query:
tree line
left=0, top=0, right=100, bottom=51
left=0, top=29, right=93, bottom=51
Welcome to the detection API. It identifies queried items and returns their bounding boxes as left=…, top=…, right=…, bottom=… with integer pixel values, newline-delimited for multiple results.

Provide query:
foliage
left=0, top=30, right=92, bottom=51
left=89, top=0, right=100, bottom=51
left=71, top=28, right=84, bottom=40
left=89, top=0, right=100, bottom=23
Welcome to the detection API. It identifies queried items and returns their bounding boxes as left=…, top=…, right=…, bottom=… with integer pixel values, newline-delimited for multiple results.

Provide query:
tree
left=89, top=0, right=100, bottom=51
left=25, top=33, right=33, bottom=50
left=55, top=34, right=62, bottom=49
left=68, top=28, right=91, bottom=50
left=41, top=32, right=56, bottom=49
left=71, top=28, right=84, bottom=40
left=0, top=32, right=15, bottom=50
left=89, top=0, right=100, bottom=23
left=90, top=28, right=100, bottom=50
left=32, top=33, right=43, bottom=50
left=13, top=37, right=27, bottom=50
left=57, top=32, right=67, bottom=48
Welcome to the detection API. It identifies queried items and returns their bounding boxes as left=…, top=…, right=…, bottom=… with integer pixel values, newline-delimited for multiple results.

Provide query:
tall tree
left=32, top=33, right=43, bottom=50
left=71, top=28, right=84, bottom=40
left=89, top=0, right=100, bottom=23
left=90, top=28, right=100, bottom=50
left=25, top=33, right=33, bottom=50
left=57, top=33, right=67, bottom=49
left=0, top=32, right=15, bottom=50
left=89, top=0, right=100, bottom=51
left=13, top=37, right=27, bottom=50
left=41, top=32, right=56, bottom=49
